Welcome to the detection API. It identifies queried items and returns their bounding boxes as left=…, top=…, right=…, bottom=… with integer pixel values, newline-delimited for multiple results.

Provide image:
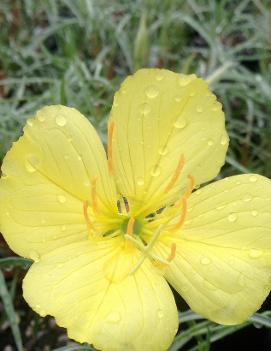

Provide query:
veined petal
left=23, top=238, right=178, bottom=351
left=160, top=174, right=271, bottom=325
left=109, top=69, right=228, bottom=215
left=0, top=105, right=116, bottom=258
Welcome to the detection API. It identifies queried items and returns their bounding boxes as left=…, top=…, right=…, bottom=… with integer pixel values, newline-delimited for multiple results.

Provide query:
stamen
left=107, top=121, right=115, bottom=175
left=167, top=243, right=177, bottom=262
left=164, top=153, right=185, bottom=193
left=185, top=174, right=195, bottom=198
left=91, top=177, right=99, bottom=214
left=83, top=201, right=93, bottom=233
left=117, top=199, right=122, bottom=214
left=123, top=196, right=129, bottom=213
left=172, top=197, right=187, bottom=230
left=126, top=217, right=135, bottom=235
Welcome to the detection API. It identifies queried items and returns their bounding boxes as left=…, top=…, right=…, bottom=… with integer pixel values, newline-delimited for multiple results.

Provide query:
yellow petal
left=0, top=105, right=116, bottom=258
left=23, top=238, right=178, bottom=351
left=161, top=174, right=271, bottom=325
left=110, top=69, right=228, bottom=215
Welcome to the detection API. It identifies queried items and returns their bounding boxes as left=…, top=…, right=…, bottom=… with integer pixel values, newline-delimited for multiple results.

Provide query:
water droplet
left=195, top=189, right=201, bottom=195
left=41, top=219, right=46, bottom=224
left=39, top=309, right=46, bottom=317
left=174, top=96, right=181, bottom=102
left=157, top=309, right=164, bottom=319
left=151, top=165, right=161, bottom=177
left=55, top=115, right=67, bottom=127
left=106, top=311, right=121, bottom=323
left=145, top=85, right=159, bottom=99
left=156, top=73, right=164, bottom=81
left=220, top=135, right=228, bottom=146
left=29, top=250, right=40, bottom=262
left=243, top=194, right=252, bottom=202
left=249, top=249, right=262, bottom=259
left=139, top=102, right=151, bottom=116
left=158, top=146, right=168, bottom=156
left=64, top=154, right=69, bottom=160
left=251, top=210, right=258, bottom=217
left=212, top=106, right=218, bottom=112
left=249, top=175, right=258, bottom=183
left=61, top=225, right=66, bottom=232
left=207, top=139, right=214, bottom=146
left=137, top=177, right=144, bottom=186
left=25, top=154, right=40, bottom=173
left=37, top=115, right=45, bottom=122
left=27, top=120, right=33, bottom=127
left=57, top=195, right=66, bottom=204
left=196, top=106, right=203, bottom=113
left=201, top=257, right=211, bottom=265
left=189, top=92, right=195, bottom=97
left=113, top=99, right=119, bottom=108
left=228, top=213, right=237, bottom=222
left=178, top=75, right=195, bottom=87
left=174, top=119, right=187, bottom=129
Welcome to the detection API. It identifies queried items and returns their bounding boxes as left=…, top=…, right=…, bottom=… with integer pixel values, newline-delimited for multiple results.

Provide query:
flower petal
left=161, top=174, right=271, bottom=325
left=0, top=105, right=116, bottom=258
left=23, top=238, right=178, bottom=351
left=109, top=69, right=228, bottom=215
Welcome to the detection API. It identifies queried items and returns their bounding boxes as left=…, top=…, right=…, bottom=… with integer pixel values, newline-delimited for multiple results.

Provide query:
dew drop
left=157, top=309, right=164, bottom=319
left=156, top=73, right=164, bottom=81
left=29, top=250, right=40, bottom=262
left=201, top=257, right=211, bottom=265
left=27, top=120, right=33, bottom=127
left=196, top=106, right=203, bottom=113
left=174, top=96, right=181, bottom=102
left=249, top=249, right=262, bottom=259
left=137, top=177, right=144, bottom=186
left=61, top=225, right=66, bottom=232
left=220, top=135, right=228, bottom=146
left=57, top=195, right=67, bottom=204
left=158, top=146, right=168, bottom=156
left=207, top=139, right=214, bottom=146
left=25, top=154, right=40, bottom=173
left=55, top=115, right=67, bottom=127
left=145, top=85, right=159, bottom=99
left=243, top=194, right=252, bottom=202
left=174, top=119, right=186, bottom=129
left=228, top=213, right=237, bottom=222
left=151, top=165, right=161, bottom=177
left=212, top=106, right=218, bottom=112
left=41, top=219, right=46, bottom=224
left=139, top=102, right=151, bottom=116
left=251, top=210, right=258, bottom=217
left=189, top=92, right=195, bottom=97
left=178, top=75, right=195, bottom=87
left=106, top=311, right=121, bottom=323
left=249, top=175, right=258, bottom=183
left=37, top=115, right=45, bottom=122
left=64, top=154, right=69, bottom=160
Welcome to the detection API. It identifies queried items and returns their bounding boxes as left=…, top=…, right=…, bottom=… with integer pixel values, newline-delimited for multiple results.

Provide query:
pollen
left=107, top=120, right=115, bottom=175
left=164, top=153, right=185, bottom=193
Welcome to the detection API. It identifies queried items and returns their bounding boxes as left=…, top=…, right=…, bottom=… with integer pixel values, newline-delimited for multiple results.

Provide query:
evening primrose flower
left=1, top=69, right=271, bottom=351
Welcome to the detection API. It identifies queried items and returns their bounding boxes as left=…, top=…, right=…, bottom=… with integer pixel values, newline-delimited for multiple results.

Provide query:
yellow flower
left=1, top=68, right=271, bottom=351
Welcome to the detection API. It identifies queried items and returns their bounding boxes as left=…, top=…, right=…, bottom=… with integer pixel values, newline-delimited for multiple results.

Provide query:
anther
left=91, top=177, right=99, bottom=214
left=167, top=243, right=177, bottom=262
left=117, top=199, right=122, bottom=214
left=172, top=197, right=187, bottom=230
left=107, top=121, right=115, bottom=175
left=83, top=201, right=93, bottom=232
left=127, top=217, right=135, bottom=235
left=123, top=196, right=129, bottom=213
left=164, top=153, right=185, bottom=193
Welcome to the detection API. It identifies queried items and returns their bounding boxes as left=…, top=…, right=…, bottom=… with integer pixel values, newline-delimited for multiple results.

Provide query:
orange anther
left=127, top=217, right=135, bottom=235
left=185, top=174, right=195, bottom=198
left=172, top=197, right=187, bottom=230
left=83, top=201, right=93, bottom=232
left=164, top=153, right=185, bottom=193
left=91, top=177, right=99, bottom=214
left=167, top=243, right=177, bottom=262
left=107, top=121, right=115, bottom=175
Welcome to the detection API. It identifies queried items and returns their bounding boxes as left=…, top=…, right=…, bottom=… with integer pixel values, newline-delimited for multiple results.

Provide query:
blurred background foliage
left=0, top=0, right=271, bottom=350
